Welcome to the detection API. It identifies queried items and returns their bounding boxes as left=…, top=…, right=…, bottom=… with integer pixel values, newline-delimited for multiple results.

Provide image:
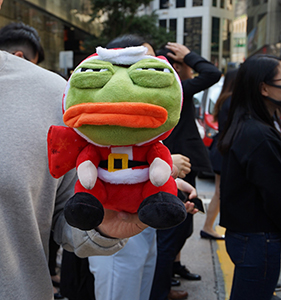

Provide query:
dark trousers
left=48, top=231, right=60, bottom=277
left=149, top=171, right=196, bottom=300
left=226, top=230, right=281, bottom=300
left=60, top=250, right=95, bottom=300
left=149, top=214, right=193, bottom=300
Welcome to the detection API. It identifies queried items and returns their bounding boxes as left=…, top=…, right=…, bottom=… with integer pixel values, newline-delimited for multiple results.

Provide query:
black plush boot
left=64, top=192, right=104, bottom=230
left=137, top=192, right=187, bottom=229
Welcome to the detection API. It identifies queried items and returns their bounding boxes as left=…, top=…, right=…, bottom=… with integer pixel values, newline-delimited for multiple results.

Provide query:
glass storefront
left=0, top=0, right=95, bottom=72
left=222, top=18, right=231, bottom=72
left=184, top=17, right=202, bottom=55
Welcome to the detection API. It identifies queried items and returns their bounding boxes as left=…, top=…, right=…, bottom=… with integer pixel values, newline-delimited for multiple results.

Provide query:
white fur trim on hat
left=96, top=46, right=148, bottom=65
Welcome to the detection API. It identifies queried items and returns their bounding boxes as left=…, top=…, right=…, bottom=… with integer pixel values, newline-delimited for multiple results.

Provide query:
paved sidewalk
left=173, top=209, right=224, bottom=300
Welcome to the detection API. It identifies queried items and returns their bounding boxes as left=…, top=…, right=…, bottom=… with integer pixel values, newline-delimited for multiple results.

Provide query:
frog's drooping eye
left=74, top=68, right=109, bottom=73
left=129, top=60, right=174, bottom=88
left=71, top=61, right=114, bottom=89
left=135, top=68, right=171, bottom=73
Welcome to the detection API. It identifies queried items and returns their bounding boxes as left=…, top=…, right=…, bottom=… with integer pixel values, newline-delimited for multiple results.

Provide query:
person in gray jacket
left=0, top=3, right=146, bottom=299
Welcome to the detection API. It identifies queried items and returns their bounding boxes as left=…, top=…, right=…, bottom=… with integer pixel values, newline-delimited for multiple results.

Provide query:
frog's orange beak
left=63, top=102, right=168, bottom=129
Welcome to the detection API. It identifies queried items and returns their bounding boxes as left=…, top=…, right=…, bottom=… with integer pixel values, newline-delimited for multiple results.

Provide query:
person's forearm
left=53, top=214, right=128, bottom=258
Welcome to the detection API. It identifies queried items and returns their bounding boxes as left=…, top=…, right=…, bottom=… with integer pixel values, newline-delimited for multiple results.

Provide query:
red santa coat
left=48, top=126, right=177, bottom=213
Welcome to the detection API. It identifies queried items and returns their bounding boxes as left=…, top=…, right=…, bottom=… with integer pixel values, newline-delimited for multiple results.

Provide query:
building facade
left=0, top=0, right=99, bottom=72
left=150, top=0, right=234, bottom=71
left=232, top=14, right=247, bottom=63
left=246, top=0, right=281, bottom=58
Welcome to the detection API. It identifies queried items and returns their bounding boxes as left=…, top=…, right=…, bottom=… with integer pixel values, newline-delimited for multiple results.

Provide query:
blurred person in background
left=0, top=21, right=44, bottom=64
left=200, top=69, right=238, bottom=240
left=151, top=42, right=221, bottom=300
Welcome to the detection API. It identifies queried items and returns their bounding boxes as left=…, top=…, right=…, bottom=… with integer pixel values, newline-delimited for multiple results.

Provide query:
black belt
left=99, top=159, right=149, bottom=169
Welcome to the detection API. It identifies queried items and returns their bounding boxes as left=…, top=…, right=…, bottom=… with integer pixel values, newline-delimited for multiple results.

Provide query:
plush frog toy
left=48, top=46, right=187, bottom=230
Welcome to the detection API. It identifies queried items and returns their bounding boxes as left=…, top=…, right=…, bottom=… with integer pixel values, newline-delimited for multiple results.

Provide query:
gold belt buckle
left=108, top=153, right=129, bottom=172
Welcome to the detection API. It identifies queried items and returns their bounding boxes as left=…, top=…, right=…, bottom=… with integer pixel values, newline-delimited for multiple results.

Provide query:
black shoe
left=200, top=230, right=225, bottom=240
left=54, top=292, right=64, bottom=299
left=171, top=278, right=181, bottom=286
left=173, top=264, right=201, bottom=281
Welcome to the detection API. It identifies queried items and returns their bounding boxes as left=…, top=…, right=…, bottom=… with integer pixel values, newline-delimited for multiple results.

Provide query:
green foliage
left=84, top=0, right=175, bottom=52
left=90, top=0, right=152, bottom=19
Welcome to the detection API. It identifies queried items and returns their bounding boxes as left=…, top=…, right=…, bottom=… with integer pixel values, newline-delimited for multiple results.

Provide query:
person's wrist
left=184, top=52, right=191, bottom=60
left=94, top=226, right=117, bottom=239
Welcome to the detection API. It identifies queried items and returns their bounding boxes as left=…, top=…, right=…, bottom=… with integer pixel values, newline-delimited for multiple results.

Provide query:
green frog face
left=63, top=51, right=182, bottom=146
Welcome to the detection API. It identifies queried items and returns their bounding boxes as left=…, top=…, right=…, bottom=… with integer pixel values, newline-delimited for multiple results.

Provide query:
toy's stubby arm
left=76, top=145, right=101, bottom=190
left=147, top=142, right=173, bottom=187
left=47, top=126, right=88, bottom=178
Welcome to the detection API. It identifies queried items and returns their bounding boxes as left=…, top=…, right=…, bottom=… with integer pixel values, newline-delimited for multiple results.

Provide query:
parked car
left=193, top=76, right=224, bottom=147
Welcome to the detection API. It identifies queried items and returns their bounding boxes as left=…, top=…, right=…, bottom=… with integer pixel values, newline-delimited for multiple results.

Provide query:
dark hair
left=0, top=22, right=44, bottom=63
left=213, top=69, right=238, bottom=122
left=218, top=54, right=281, bottom=154
left=156, top=45, right=176, bottom=65
left=106, top=34, right=154, bottom=50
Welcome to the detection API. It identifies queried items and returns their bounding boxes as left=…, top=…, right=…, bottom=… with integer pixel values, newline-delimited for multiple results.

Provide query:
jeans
left=225, top=230, right=281, bottom=300
left=149, top=214, right=193, bottom=300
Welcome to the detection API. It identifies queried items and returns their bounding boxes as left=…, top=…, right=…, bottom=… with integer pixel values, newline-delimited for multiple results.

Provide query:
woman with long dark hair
left=218, top=54, right=281, bottom=300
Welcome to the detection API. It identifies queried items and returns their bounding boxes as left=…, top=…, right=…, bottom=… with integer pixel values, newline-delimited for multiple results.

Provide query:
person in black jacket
left=218, top=54, right=281, bottom=300
left=149, top=43, right=221, bottom=300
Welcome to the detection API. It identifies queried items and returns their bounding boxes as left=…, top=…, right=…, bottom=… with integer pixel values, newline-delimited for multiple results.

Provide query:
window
left=169, top=19, right=177, bottom=41
left=253, top=0, right=260, bottom=5
left=211, top=17, right=220, bottom=67
left=3, top=0, right=65, bottom=71
left=160, top=0, right=169, bottom=9
left=176, top=0, right=185, bottom=8
left=226, top=0, right=233, bottom=10
left=220, top=0, right=225, bottom=8
left=213, top=0, right=217, bottom=6
left=258, top=13, right=266, bottom=22
left=208, top=84, right=223, bottom=114
left=193, top=0, right=203, bottom=6
left=222, top=19, right=231, bottom=70
left=247, top=16, right=254, bottom=35
left=159, top=19, right=167, bottom=29
left=184, top=17, right=202, bottom=55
